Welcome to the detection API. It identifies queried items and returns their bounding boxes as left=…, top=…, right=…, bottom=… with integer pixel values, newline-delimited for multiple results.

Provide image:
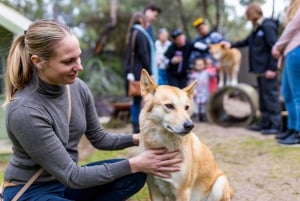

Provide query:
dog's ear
left=140, top=69, right=158, bottom=96
left=183, top=80, right=197, bottom=99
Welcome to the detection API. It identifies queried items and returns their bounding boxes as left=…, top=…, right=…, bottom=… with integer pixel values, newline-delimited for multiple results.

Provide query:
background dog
left=209, top=43, right=241, bottom=87
left=139, top=69, right=233, bottom=201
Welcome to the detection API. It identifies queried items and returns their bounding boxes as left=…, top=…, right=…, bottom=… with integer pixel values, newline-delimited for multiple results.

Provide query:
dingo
left=139, top=69, right=233, bottom=201
left=209, top=43, right=241, bottom=87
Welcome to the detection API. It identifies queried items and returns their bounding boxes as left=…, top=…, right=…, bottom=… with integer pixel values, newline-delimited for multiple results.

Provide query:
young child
left=205, top=57, right=218, bottom=94
left=189, top=57, right=210, bottom=121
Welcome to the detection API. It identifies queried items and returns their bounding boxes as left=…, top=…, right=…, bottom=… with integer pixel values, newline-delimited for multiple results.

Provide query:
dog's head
left=209, top=43, right=228, bottom=60
left=140, top=69, right=197, bottom=136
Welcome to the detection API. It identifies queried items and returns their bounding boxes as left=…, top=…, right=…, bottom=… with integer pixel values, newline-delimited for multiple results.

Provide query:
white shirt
left=155, top=40, right=171, bottom=69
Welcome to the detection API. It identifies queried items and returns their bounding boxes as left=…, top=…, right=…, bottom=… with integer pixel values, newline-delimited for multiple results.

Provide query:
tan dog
left=139, top=69, right=233, bottom=201
left=209, top=43, right=241, bottom=87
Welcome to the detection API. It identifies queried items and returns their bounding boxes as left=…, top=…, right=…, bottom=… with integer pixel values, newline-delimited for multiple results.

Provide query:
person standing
left=272, top=0, right=300, bottom=145
left=189, top=57, right=210, bottom=122
left=124, top=12, right=155, bottom=133
left=143, top=3, right=162, bottom=42
left=1, top=19, right=182, bottom=201
left=143, top=3, right=161, bottom=82
left=155, top=28, right=171, bottom=85
left=224, top=2, right=282, bottom=135
left=189, top=17, right=226, bottom=66
left=164, top=29, right=191, bottom=88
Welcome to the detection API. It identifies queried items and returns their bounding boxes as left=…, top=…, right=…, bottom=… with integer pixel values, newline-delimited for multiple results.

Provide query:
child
left=205, top=57, right=218, bottom=94
left=189, top=57, right=210, bottom=121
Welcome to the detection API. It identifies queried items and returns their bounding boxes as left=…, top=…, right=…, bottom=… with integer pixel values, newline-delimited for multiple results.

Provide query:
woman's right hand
left=129, top=148, right=183, bottom=178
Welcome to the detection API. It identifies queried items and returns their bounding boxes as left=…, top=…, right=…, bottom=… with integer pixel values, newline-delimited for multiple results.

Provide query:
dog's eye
left=185, top=105, right=189, bottom=110
left=165, top=104, right=174, bottom=110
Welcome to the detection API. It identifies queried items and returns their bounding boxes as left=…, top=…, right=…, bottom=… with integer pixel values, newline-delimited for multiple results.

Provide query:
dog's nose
left=184, top=121, right=194, bottom=131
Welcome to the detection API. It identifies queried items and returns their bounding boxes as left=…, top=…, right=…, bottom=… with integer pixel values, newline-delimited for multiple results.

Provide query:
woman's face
left=37, top=34, right=83, bottom=85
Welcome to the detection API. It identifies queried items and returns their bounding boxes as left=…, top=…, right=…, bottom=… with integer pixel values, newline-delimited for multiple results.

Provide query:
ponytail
left=2, top=35, right=33, bottom=107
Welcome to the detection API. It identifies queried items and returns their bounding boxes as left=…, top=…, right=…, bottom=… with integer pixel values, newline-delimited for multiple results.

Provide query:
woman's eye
left=165, top=104, right=174, bottom=110
left=185, top=105, right=189, bottom=110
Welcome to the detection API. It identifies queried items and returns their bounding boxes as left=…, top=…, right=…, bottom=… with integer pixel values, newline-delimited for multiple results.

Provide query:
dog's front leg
left=218, top=69, right=224, bottom=88
left=175, top=188, right=192, bottom=201
left=230, top=65, right=239, bottom=86
left=147, top=177, right=168, bottom=201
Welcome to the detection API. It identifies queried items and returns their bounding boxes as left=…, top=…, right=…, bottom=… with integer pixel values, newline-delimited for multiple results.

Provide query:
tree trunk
left=176, top=0, right=190, bottom=40
left=94, top=0, right=118, bottom=55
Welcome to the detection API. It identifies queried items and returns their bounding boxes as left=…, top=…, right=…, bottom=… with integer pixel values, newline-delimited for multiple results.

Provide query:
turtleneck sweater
left=4, top=76, right=134, bottom=189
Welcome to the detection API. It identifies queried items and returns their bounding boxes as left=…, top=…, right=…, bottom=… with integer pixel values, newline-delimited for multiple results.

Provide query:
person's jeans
left=130, top=96, right=142, bottom=126
left=281, top=45, right=300, bottom=131
left=3, top=159, right=147, bottom=201
left=158, top=68, right=168, bottom=85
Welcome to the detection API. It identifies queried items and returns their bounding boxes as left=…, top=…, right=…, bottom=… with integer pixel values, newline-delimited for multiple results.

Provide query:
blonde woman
left=1, top=19, right=182, bottom=200
left=272, top=0, right=300, bottom=145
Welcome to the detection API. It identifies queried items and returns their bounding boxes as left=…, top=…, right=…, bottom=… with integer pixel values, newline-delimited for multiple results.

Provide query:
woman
left=272, top=0, right=300, bottom=145
left=124, top=12, right=156, bottom=133
left=1, top=19, right=182, bottom=201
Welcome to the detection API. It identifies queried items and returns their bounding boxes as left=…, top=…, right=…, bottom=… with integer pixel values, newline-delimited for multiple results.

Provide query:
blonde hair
left=284, top=0, right=300, bottom=25
left=3, top=19, right=72, bottom=107
left=125, top=12, right=148, bottom=44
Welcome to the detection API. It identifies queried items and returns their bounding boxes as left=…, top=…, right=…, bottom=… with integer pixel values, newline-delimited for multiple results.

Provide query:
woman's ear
left=31, top=55, right=43, bottom=69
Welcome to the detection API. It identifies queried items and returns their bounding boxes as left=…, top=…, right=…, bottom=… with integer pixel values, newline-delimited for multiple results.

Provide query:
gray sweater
left=4, top=76, right=134, bottom=189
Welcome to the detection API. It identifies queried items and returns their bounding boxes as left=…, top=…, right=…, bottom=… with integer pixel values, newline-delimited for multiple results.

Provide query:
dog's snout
left=184, top=121, right=194, bottom=131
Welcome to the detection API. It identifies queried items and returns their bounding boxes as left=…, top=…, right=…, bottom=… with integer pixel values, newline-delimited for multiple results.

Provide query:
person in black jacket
left=224, top=2, right=282, bottom=135
left=124, top=12, right=154, bottom=133
left=164, top=29, right=191, bottom=88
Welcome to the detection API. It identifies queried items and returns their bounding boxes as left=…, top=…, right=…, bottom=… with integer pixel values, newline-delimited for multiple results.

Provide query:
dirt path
left=106, top=122, right=300, bottom=201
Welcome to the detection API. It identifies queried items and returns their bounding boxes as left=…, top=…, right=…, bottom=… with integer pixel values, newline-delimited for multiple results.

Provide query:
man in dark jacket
left=189, top=17, right=226, bottom=67
left=226, top=2, right=282, bottom=134
left=164, top=29, right=191, bottom=88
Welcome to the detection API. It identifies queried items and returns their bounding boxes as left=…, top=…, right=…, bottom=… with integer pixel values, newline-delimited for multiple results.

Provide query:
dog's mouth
left=166, top=121, right=194, bottom=136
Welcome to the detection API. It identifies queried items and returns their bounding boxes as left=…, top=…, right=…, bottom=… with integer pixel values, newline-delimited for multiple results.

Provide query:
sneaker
left=247, top=124, right=264, bottom=131
left=275, top=129, right=295, bottom=140
left=278, top=132, right=300, bottom=146
left=261, top=128, right=280, bottom=135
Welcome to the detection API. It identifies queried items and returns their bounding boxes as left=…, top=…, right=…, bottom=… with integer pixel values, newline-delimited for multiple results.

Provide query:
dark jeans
left=257, top=75, right=282, bottom=129
left=130, top=96, right=142, bottom=126
left=3, top=159, right=147, bottom=201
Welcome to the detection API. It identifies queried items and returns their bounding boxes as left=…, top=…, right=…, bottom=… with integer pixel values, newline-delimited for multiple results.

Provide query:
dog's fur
left=139, top=69, right=233, bottom=201
left=209, top=43, right=241, bottom=87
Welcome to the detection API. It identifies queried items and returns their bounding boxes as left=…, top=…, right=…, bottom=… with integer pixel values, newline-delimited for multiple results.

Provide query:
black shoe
left=276, top=129, right=295, bottom=140
left=278, top=132, right=300, bottom=146
left=248, top=124, right=264, bottom=131
left=261, top=128, right=280, bottom=135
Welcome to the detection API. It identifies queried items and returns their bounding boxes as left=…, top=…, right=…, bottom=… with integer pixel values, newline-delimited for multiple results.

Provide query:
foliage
left=79, top=57, right=125, bottom=97
left=0, top=0, right=284, bottom=96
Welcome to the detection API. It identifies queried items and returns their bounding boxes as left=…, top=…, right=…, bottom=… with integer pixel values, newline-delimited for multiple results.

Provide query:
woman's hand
left=132, top=134, right=140, bottom=146
left=272, top=46, right=281, bottom=59
left=129, top=148, right=183, bottom=178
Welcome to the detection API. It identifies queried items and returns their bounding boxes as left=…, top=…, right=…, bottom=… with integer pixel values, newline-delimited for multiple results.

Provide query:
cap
left=171, top=29, right=183, bottom=39
left=193, top=17, right=204, bottom=27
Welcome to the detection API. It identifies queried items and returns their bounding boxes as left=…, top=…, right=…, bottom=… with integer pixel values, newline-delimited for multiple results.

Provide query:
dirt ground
left=101, top=121, right=300, bottom=201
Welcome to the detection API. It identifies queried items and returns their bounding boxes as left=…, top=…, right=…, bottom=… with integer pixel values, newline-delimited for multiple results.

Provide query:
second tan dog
left=209, top=43, right=241, bottom=87
left=139, top=69, right=233, bottom=201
